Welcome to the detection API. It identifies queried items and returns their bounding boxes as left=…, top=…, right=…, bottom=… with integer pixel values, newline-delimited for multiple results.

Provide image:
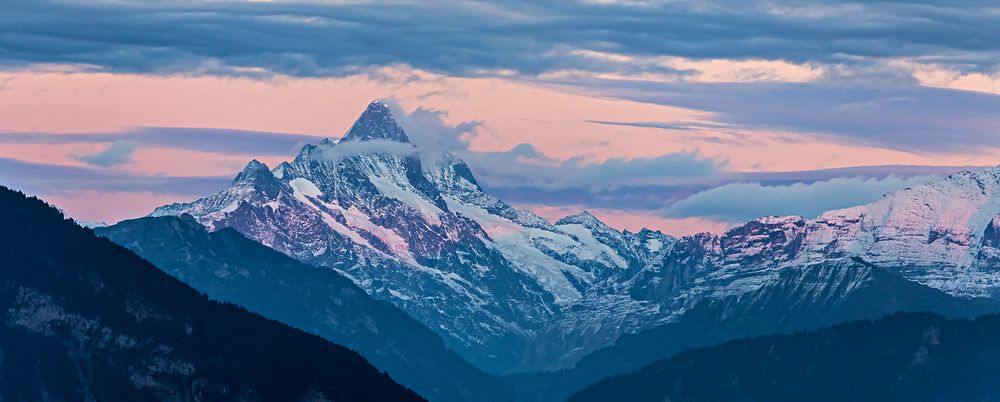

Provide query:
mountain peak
left=232, top=159, right=281, bottom=196
left=556, top=210, right=607, bottom=229
left=436, top=153, right=481, bottom=188
left=234, top=159, right=270, bottom=182
left=342, top=100, right=411, bottom=143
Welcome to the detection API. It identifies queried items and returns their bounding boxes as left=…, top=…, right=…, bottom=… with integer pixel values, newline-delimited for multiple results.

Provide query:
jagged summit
left=431, top=153, right=481, bottom=189
left=230, top=159, right=282, bottom=197
left=556, top=210, right=607, bottom=229
left=271, top=161, right=293, bottom=179
left=233, top=159, right=272, bottom=183
left=142, top=108, right=1000, bottom=382
left=342, top=100, right=410, bottom=143
left=150, top=100, right=649, bottom=371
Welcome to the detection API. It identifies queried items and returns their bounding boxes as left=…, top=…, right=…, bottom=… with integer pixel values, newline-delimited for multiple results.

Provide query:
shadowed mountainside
left=0, top=185, right=423, bottom=402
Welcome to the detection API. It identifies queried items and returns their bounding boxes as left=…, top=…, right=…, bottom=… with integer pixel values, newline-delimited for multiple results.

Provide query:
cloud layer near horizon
left=663, top=175, right=938, bottom=223
left=0, top=128, right=327, bottom=167
left=1, top=102, right=973, bottom=234
left=1, top=0, right=998, bottom=234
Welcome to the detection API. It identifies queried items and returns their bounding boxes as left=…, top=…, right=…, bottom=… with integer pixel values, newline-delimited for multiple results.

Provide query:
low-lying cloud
left=385, top=100, right=724, bottom=190
left=0, top=100, right=982, bottom=233
left=315, top=139, right=418, bottom=163
left=0, top=157, right=230, bottom=196
left=663, top=175, right=938, bottom=223
left=1, top=128, right=326, bottom=167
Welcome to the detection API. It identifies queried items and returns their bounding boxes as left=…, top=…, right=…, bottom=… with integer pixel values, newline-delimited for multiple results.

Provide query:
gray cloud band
left=0, top=128, right=326, bottom=167
left=1, top=0, right=998, bottom=78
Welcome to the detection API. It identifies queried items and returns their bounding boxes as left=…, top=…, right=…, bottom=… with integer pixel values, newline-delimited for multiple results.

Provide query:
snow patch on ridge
left=370, top=174, right=443, bottom=226
left=445, top=196, right=586, bottom=304
left=557, top=223, right=629, bottom=269
left=646, top=238, right=663, bottom=253
left=290, top=178, right=323, bottom=198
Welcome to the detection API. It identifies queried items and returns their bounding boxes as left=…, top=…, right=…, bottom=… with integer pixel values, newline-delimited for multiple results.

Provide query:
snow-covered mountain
left=623, top=168, right=1000, bottom=313
left=521, top=167, right=1000, bottom=373
left=152, top=100, right=1000, bottom=374
left=153, top=101, right=671, bottom=372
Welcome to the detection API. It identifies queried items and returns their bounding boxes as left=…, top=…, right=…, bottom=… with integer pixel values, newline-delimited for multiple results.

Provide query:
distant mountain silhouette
left=0, top=185, right=423, bottom=401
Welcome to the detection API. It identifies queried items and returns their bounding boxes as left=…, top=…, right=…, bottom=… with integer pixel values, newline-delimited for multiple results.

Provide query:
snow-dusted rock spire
left=342, top=100, right=411, bottom=143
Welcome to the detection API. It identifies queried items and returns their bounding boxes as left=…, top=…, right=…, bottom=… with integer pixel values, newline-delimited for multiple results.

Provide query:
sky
left=1, top=0, right=998, bottom=236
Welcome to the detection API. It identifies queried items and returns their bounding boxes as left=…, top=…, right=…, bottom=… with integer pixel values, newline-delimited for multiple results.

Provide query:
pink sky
left=1, top=68, right=996, bottom=235
left=2, top=0, right=1000, bottom=236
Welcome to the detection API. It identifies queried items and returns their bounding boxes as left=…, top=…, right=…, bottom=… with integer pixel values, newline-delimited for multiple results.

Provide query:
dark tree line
left=0, top=185, right=423, bottom=401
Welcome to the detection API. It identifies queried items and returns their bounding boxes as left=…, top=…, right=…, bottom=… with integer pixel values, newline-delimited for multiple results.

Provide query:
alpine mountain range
left=9, top=0, right=1000, bottom=399
left=144, top=100, right=1000, bottom=382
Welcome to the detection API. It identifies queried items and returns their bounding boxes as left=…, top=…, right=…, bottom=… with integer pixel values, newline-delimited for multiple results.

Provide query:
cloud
left=0, top=127, right=326, bottom=157
left=1, top=0, right=998, bottom=79
left=392, top=106, right=481, bottom=157
left=556, top=77, right=1000, bottom=153
left=0, top=157, right=230, bottom=196
left=314, top=139, right=418, bottom=163
left=384, top=100, right=980, bottom=227
left=484, top=165, right=978, bottom=214
left=586, top=120, right=731, bottom=132
left=663, top=175, right=938, bottom=223
left=4, top=0, right=998, bottom=162
left=383, top=100, right=725, bottom=190
left=73, top=141, right=137, bottom=167
left=458, top=143, right=723, bottom=190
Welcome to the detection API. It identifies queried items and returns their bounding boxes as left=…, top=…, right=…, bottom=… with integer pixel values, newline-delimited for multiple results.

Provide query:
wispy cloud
left=386, top=101, right=725, bottom=190
left=388, top=101, right=978, bottom=229
left=585, top=120, right=732, bottom=132
left=314, top=139, right=418, bottom=163
left=485, top=165, right=978, bottom=219
left=0, top=128, right=326, bottom=163
left=0, top=157, right=230, bottom=196
left=663, top=175, right=939, bottom=223
left=553, top=78, right=1000, bottom=153
left=73, top=141, right=137, bottom=167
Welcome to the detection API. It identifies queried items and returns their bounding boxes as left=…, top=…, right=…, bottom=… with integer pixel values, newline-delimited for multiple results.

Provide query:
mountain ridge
left=149, top=100, right=1000, bottom=376
left=510, top=257, right=1000, bottom=402
left=0, top=184, right=423, bottom=401
left=96, top=214, right=513, bottom=402
left=570, top=311, right=1000, bottom=402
